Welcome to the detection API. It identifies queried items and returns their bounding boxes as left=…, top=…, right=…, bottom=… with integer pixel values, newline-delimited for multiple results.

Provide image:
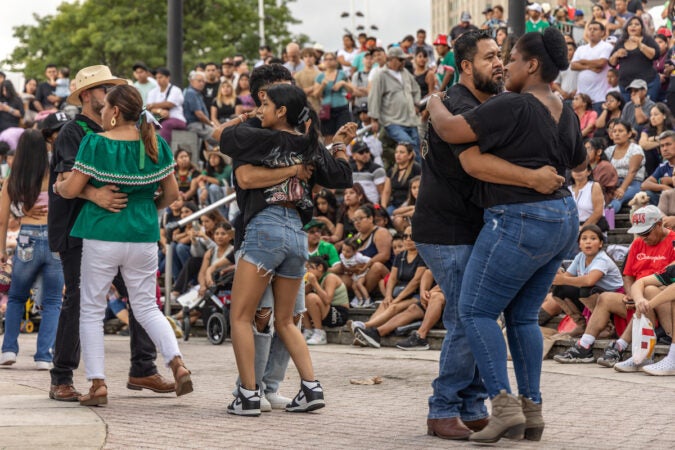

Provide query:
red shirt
left=623, top=230, right=675, bottom=280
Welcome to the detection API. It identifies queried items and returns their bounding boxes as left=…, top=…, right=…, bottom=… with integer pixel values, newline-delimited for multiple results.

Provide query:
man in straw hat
left=48, top=65, right=175, bottom=401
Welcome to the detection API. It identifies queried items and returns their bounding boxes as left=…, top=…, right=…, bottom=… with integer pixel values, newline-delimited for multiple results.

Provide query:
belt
left=275, top=201, right=297, bottom=209
left=20, top=228, right=49, bottom=237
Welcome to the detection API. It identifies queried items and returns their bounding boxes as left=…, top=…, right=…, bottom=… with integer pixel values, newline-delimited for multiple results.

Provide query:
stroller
left=177, top=270, right=233, bottom=345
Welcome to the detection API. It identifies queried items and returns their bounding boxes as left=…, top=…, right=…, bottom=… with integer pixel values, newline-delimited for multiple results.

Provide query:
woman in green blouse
left=54, top=85, right=192, bottom=406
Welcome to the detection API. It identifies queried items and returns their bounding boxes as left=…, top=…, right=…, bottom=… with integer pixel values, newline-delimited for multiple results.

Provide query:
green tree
left=5, top=0, right=306, bottom=83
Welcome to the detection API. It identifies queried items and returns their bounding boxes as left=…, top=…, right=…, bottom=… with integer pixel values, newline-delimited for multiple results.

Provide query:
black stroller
left=179, top=270, right=233, bottom=345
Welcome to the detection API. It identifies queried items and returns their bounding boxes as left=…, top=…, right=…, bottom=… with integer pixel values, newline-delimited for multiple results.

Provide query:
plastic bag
left=631, top=314, right=656, bottom=365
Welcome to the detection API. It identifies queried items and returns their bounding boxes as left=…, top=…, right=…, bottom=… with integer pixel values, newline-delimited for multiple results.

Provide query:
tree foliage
left=5, top=0, right=308, bottom=83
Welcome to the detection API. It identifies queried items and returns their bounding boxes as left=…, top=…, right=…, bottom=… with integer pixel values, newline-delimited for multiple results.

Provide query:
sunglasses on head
left=353, top=148, right=369, bottom=154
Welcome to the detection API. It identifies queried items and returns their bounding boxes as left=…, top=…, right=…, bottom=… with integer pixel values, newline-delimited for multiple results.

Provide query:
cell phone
left=192, top=220, right=201, bottom=230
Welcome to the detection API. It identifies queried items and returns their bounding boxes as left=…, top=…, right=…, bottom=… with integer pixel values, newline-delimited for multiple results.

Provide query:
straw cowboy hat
left=67, top=65, right=126, bottom=106
left=203, top=148, right=232, bottom=166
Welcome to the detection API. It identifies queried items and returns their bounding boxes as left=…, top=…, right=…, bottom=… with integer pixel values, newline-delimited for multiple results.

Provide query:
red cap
left=433, top=34, right=448, bottom=46
left=657, top=27, right=673, bottom=38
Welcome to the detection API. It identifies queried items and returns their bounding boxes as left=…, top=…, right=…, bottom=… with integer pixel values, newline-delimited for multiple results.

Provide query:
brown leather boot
left=469, top=390, right=526, bottom=444
left=78, top=379, right=107, bottom=406
left=520, top=396, right=544, bottom=441
left=426, top=417, right=472, bottom=440
left=169, top=356, right=193, bottom=397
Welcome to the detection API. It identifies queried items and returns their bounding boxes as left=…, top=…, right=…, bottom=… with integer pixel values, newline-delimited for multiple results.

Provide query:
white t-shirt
left=572, top=41, right=613, bottom=103
left=337, top=48, right=360, bottom=77
left=566, top=250, right=624, bottom=292
left=605, top=142, right=646, bottom=181
left=147, top=84, right=186, bottom=122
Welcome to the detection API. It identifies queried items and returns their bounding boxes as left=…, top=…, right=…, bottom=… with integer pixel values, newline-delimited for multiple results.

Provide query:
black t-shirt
left=462, top=92, right=586, bottom=208
left=203, top=81, right=220, bottom=108
left=36, top=81, right=57, bottom=109
left=221, top=124, right=353, bottom=250
left=0, top=96, right=24, bottom=132
left=612, top=36, right=659, bottom=87
left=388, top=162, right=421, bottom=208
left=393, top=250, right=426, bottom=285
left=48, top=114, right=103, bottom=252
left=211, top=98, right=236, bottom=123
left=411, top=84, right=484, bottom=245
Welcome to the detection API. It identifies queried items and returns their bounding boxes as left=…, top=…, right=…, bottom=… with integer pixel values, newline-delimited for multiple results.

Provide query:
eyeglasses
left=352, top=216, right=367, bottom=222
left=637, top=225, right=656, bottom=237
left=95, top=84, right=115, bottom=93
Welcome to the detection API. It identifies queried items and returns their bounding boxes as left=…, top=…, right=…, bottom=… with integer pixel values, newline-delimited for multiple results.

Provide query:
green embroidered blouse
left=70, top=133, right=174, bottom=243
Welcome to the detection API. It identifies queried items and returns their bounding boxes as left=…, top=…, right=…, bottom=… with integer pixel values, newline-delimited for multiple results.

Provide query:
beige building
left=430, top=0, right=596, bottom=42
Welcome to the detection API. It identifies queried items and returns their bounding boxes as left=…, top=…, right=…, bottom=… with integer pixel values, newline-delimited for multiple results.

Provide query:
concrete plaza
left=1, top=334, right=675, bottom=449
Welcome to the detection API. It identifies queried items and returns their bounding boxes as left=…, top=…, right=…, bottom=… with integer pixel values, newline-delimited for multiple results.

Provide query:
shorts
left=551, top=284, right=620, bottom=313
left=321, top=305, right=349, bottom=327
left=238, top=206, right=308, bottom=280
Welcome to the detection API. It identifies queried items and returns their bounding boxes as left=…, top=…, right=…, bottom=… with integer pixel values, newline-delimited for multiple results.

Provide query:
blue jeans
left=385, top=125, right=420, bottom=161
left=459, top=198, right=578, bottom=403
left=171, top=242, right=191, bottom=280
left=416, top=243, right=488, bottom=421
left=2, top=225, right=64, bottom=362
left=198, top=183, right=229, bottom=218
left=608, top=178, right=642, bottom=213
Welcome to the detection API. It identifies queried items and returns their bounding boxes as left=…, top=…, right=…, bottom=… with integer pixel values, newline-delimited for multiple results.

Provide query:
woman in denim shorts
left=0, top=130, right=64, bottom=370
left=221, top=84, right=353, bottom=416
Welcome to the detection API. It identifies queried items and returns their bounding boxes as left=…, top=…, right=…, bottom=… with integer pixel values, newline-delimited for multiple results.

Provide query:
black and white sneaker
left=286, top=380, right=325, bottom=413
left=396, top=331, right=429, bottom=351
left=553, top=343, right=595, bottom=364
left=227, top=385, right=261, bottom=416
left=355, top=327, right=381, bottom=348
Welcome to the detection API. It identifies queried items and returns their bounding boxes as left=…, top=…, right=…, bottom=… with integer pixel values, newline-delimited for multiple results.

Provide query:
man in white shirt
left=146, top=67, right=186, bottom=145
left=571, top=21, right=614, bottom=114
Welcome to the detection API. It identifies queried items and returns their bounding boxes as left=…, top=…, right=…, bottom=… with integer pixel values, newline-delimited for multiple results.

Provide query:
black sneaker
left=355, top=327, right=381, bottom=348
left=396, top=331, right=429, bottom=351
left=597, top=340, right=624, bottom=368
left=286, top=380, right=325, bottom=413
left=553, top=343, right=595, bottom=364
left=227, top=385, right=261, bottom=416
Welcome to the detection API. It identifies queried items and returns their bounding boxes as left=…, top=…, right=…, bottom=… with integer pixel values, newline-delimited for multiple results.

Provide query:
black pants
left=50, top=245, right=158, bottom=385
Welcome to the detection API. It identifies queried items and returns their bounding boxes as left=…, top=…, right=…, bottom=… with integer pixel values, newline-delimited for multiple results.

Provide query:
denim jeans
left=2, top=225, right=63, bottom=362
left=608, top=178, right=642, bottom=213
left=385, top=125, right=420, bottom=161
left=459, top=198, right=578, bottom=403
left=171, top=242, right=191, bottom=281
left=416, top=243, right=488, bottom=421
left=198, top=183, right=229, bottom=217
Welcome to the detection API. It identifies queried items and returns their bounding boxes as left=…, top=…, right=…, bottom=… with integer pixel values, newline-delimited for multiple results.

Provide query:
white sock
left=666, top=344, right=675, bottom=362
left=616, top=339, right=629, bottom=351
left=240, top=385, right=259, bottom=396
left=579, top=334, right=595, bottom=349
left=302, top=379, right=319, bottom=389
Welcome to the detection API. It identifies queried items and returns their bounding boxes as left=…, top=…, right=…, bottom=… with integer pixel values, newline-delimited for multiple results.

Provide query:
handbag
left=319, top=103, right=331, bottom=121
left=604, top=207, right=615, bottom=230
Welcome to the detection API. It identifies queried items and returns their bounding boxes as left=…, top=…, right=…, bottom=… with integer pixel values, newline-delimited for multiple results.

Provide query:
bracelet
left=238, top=114, right=247, bottom=124
left=52, top=181, right=60, bottom=196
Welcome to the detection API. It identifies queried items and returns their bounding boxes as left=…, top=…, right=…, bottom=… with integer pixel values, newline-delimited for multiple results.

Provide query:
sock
left=579, top=334, right=595, bottom=349
left=302, top=379, right=319, bottom=389
left=667, top=344, right=675, bottom=362
left=240, top=385, right=259, bottom=396
left=616, top=339, right=629, bottom=352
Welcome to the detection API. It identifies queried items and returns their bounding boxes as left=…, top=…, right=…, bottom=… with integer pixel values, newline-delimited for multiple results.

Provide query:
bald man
left=283, top=42, right=305, bottom=75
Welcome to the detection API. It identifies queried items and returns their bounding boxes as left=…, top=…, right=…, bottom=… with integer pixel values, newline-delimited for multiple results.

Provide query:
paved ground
left=1, top=334, right=675, bottom=449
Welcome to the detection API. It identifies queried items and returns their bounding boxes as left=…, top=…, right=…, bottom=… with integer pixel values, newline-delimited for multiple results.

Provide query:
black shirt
left=611, top=36, right=659, bottom=87
left=462, top=92, right=586, bottom=208
left=203, top=81, right=220, bottom=108
left=211, top=98, right=236, bottom=123
left=36, top=81, right=57, bottom=110
left=392, top=250, right=426, bottom=285
left=48, top=114, right=102, bottom=252
left=411, top=84, right=483, bottom=245
left=388, top=162, right=421, bottom=208
left=0, top=96, right=24, bottom=132
left=221, top=124, right=352, bottom=250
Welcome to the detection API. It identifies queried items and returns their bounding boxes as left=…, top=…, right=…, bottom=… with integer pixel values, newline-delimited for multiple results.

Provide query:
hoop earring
left=111, top=117, right=116, bottom=128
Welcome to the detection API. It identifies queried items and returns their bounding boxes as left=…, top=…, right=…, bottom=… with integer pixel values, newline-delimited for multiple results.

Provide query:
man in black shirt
left=48, top=65, right=174, bottom=401
left=413, top=31, right=564, bottom=441
left=36, top=64, right=61, bottom=110
left=203, top=62, right=220, bottom=109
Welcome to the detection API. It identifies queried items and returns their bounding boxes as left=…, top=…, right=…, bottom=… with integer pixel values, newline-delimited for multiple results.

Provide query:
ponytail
left=140, top=119, right=159, bottom=163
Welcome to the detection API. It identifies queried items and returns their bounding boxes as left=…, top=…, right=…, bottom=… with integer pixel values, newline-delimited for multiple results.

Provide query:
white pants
left=80, top=239, right=181, bottom=380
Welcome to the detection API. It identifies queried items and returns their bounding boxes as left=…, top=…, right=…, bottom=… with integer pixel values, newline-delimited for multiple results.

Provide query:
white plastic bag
left=631, top=314, right=656, bottom=365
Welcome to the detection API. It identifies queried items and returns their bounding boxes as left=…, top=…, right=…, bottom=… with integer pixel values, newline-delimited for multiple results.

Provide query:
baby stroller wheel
left=24, top=320, right=35, bottom=333
left=182, top=307, right=191, bottom=342
left=207, top=312, right=228, bottom=345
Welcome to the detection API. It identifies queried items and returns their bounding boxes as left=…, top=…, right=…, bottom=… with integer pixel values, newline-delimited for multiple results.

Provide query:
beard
left=91, top=96, right=105, bottom=115
left=473, top=70, right=504, bottom=95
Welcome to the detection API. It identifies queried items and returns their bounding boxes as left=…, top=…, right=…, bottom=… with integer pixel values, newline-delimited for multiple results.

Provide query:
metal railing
left=163, top=193, right=237, bottom=315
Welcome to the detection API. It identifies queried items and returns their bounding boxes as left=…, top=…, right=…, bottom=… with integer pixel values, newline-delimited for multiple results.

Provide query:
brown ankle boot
left=469, top=390, right=526, bottom=444
left=79, top=379, right=107, bottom=406
left=169, top=356, right=193, bottom=397
left=520, top=396, right=544, bottom=441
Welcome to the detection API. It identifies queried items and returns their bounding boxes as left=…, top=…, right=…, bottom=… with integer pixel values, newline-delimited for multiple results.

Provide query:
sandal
left=169, top=356, right=193, bottom=397
left=79, top=380, right=108, bottom=406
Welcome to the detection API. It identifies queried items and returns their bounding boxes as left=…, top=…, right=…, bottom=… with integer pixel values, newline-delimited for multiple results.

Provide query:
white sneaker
left=350, top=320, right=365, bottom=333
left=642, top=358, right=675, bottom=376
left=362, top=299, right=373, bottom=308
left=350, top=297, right=361, bottom=308
left=35, top=361, right=52, bottom=371
left=0, top=352, right=16, bottom=366
left=260, top=395, right=272, bottom=412
left=306, top=329, right=327, bottom=345
left=614, top=356, right=655, bottom=373
left=265, top=391, right=292, bottom=410
left=302, top=328, right=313, bottom=341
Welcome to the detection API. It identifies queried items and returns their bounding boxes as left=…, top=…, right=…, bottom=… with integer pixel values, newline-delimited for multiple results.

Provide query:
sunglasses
left=402, top=234, right=412, bottom=240
left=94, top=84, right=115, bottom=94
left=353, top=149, right=370, bottom=154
